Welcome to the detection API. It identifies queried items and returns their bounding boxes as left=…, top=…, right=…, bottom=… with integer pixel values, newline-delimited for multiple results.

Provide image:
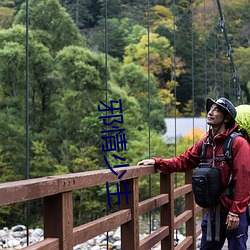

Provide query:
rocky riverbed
left=0, top=225, right=187, bottom=249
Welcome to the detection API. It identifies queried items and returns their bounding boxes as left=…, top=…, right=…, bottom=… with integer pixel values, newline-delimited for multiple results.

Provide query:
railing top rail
left=0, top=165, right=156, bottom=206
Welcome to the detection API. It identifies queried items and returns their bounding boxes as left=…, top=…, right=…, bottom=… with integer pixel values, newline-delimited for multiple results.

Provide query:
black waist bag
left=192, top=163, right=221, bottom=208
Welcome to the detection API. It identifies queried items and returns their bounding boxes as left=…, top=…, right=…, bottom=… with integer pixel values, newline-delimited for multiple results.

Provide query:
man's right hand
left=137, top=159, right=155, bottom=166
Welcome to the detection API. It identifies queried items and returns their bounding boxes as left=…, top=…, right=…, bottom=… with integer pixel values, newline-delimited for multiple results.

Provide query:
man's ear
left=224, top=114, right=232, bottom=123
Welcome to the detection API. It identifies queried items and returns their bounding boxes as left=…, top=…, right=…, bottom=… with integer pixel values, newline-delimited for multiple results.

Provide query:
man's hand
left=137, top=159, right=155, bottom=166
left=226, top=213, right=240, bottom=230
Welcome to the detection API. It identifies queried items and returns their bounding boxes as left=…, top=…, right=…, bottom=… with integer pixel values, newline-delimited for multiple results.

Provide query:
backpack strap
left=223, top=131, right=242, bottom=169
left=223, top=132, right=243, bottom=200
left=200, top=142, right=208, bottom=163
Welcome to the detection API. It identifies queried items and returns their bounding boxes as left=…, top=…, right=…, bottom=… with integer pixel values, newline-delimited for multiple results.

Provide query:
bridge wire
left=147, top=0, right=152, bottom=234
left=104, top=0, right=109, bottom=248
left=213, top=0, right=218, bottom=96
left=172, top=0, right=177, bottom=181
left=203, top=0, right=207, bottom=98
left=218, top=28, right=225, bottom=96
left=76, top=0, right=79, bottom=27
left=191, top=1, right=195, bottom=144
left=25, top=0, right=30, bottom=245
left=215, top=0, right=242, bottom=104
left=172, top=0, right=179, bottom=245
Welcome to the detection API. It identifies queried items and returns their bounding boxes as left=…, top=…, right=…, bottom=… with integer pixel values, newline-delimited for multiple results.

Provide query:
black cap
left=206, top=97, right=237, bottom=119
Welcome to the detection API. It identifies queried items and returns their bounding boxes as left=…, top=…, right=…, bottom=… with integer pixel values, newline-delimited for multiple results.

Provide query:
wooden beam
left=73, top=209, right=131, bottom=245
left=0, top=177, right=59, bottom=206
left=161, top=173, right=174, bottom=250
left=139, top=193, right=169, bottom=216
left=120, top=178, right=139, bottom=250
left=174, top=184, right=192, bottom=199
left=185, top=171, right=196, bottom=250
left=44, top=192, right=73, bottom=250
left=22, top=238, right=59, bottom=250
left=174, top=210, right=192, bottom=229
left=139, top=226, right=169, bottom=250
left=0, top=165, right=156, bottom=206
left=175, top=236, right=193, bottom=250
left=57, top=165, right=156, bottom=192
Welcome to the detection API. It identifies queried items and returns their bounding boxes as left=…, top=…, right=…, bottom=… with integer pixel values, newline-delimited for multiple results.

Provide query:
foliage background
left=0, top=0, right=249, bottom=228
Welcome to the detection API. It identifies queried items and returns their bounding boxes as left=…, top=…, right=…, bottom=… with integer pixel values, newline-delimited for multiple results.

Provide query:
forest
left=0, top=0, right=249, bottom=228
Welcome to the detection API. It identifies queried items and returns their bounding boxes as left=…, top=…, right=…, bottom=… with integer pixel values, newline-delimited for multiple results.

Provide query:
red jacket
left=154, top=124, right=250, bottom=216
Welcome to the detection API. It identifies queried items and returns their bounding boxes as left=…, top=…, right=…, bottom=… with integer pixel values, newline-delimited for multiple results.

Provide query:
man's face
left=207, top=104, right=226, bottom=127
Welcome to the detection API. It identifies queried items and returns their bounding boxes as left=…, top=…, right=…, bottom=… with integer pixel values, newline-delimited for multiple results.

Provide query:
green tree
left=14, top=0, right=84, bottom=52
left=234, top=46, right=250, bottom=102
left=116, top=63, right=166, bottom=132
left=124, top=32, right=185, bottom=88
left=86, top=17, right=138, bottom=60
left=61, top=0, right=101, bottom=28
left=0, top=6, right=15, bottom=29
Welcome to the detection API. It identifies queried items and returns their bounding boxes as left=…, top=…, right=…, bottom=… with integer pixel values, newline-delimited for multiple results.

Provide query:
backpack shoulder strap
left=200, top=141, right=208, bottom=163
left=223, top=132, right=242, bottom=169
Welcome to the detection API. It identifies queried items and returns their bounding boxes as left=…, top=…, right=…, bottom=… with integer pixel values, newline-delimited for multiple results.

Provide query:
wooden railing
left=0, top=165, right=203, bottom=250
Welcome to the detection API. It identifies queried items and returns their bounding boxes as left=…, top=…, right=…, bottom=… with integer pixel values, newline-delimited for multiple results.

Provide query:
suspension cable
left=191, top=0, right=195, bottom=144
left=173, top=1, right=177, bottom=156
left=172, top=0, right=179, bottom=245
left=147, top=0, right=152, bottom=234
left=203, top=0, right=207, bottom=98
left=213, top=0, right=217, bottom=94
left=104, top=0, right=109, bottom=248
left=25, top=0, right=30, bottom=245
left=216, top=0, right=242, bottom=104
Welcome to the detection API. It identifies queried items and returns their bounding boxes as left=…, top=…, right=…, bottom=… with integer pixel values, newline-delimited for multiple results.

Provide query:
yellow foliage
left=149, top=5, right=174, bottom=31
left=200, top=112, right=207, bottom=118
left=166, top=80, right=180, bottom=91
left=184, top=128, right=205, bottom=142
left=0, top=7, right=14, bottom=29
left=158, top=88, right=174, bottom=105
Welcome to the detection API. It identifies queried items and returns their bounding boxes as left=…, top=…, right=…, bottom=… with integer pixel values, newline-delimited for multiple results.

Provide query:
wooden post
left=120, top=178, right=139, bottom=250
left=44, top=192, right=73, bottom=250
left=185, top=171, right=196, bottom=250
left=161, top=173, right=174, bottom=250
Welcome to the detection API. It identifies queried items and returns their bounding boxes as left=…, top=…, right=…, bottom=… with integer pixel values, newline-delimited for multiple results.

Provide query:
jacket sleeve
left=229, top=136, right=250, bottom=215
left=153, top=140, right=203, bottom=174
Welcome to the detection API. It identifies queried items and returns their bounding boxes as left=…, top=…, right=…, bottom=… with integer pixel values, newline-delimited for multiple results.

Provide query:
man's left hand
left=226, top=213, right=240, bottom=230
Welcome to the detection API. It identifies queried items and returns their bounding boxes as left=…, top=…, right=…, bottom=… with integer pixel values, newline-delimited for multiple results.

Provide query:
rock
left=0, top=224, right=187, bottom=249
left=7, top=239, right=20, bottom=247
left=107, top=231, right=114, bottom=237
left=30, top=228, right=43, bottom=238
left=108, top=236, right=116, bottom=243
left=0, top=230, right=7, bottom=238
left=91, top=245, right=101, bottom=250
left=95, top=234, right=106, bottom=243
left=11, top=226, right=26, bottom=232
left=113, top=227, right=120, bottom=240
left=113, top=240, right=121, bottom=249
left=100, top=240, right=108, bottom=246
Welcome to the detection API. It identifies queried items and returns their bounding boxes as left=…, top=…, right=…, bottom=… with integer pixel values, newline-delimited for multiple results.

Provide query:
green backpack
left=235, top=105, right=250, bottom=142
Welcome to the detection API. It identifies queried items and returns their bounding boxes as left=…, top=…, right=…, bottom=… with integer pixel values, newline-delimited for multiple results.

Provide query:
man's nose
left=208, top=107, right=215, bottom=114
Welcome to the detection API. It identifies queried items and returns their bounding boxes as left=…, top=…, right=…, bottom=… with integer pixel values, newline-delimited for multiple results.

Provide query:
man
left=138, top=97, right=250, bottom=250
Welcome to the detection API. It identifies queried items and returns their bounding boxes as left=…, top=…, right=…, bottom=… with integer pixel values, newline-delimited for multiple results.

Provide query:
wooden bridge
left=0, top=164, right=204, bottom=250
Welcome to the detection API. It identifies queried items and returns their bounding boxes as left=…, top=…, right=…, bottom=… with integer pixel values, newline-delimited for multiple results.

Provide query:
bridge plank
left=0, top=165, right=156, bottom=206
left=22, top=238, right=59, bottom=250
left=140, top=226, right=169, bottom=250
left=174, top=184, right=192, bottom=199
left=73, top=209, right=131, bottom=245
left=0, top=177, right=59, bottom=206
left=139, top=193, right=169, bottom=216
left=57, top=165, right=156, bottom=192
left=175, top=236, right=193, bottom=250
left=121, top=178, right=140, bottom=250
left=44, top=192, right=73, bottom=250
left=174, top=210, right=192, bottom=229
